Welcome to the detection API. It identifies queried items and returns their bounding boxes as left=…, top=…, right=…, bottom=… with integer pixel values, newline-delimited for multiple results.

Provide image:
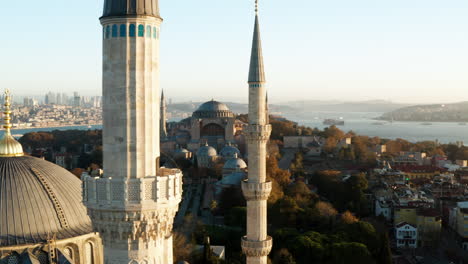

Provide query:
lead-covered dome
left=102, top=0, right=161, bottom=19
left=0, top=156, right=92, bottom=247
left=197, top=144, right=217, bottom=157
left=193, top=100, right=234, bottom=119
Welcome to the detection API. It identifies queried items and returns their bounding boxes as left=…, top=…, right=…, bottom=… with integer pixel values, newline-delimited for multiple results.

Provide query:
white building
left=395, top=222, right=418, bottom=248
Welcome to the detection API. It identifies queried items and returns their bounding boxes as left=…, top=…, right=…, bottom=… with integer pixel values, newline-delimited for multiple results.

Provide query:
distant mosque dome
left=223, top=155, right=247, bottom=171
left=192, top=100, right=234, bottom=119
left=197, top=143, right=217, bottom=157
left=220, top=143, right=241, bottom=159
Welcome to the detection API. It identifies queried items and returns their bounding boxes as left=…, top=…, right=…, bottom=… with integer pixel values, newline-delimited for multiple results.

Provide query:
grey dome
left=197, top=145, right=217, bottom=157
left=223, top=157, right=247, bottom=170
left=220, top=145, right=241, bottom=159
left=102, top=0, right=161, bottom=19
left=193, top=100, right=234, bottom=119
left=0, top=156, right=92, bottom=247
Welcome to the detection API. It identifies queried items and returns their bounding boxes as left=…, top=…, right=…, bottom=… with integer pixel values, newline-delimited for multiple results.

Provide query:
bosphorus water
left=282, top=111, right=468, bottom=144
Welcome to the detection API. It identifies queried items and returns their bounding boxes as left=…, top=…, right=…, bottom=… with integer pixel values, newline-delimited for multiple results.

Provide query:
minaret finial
left=3, top=89, right=12, bottom=135
left=255, top=0, right=259, bottom=14
left=0, top=89, right=24, bottom=157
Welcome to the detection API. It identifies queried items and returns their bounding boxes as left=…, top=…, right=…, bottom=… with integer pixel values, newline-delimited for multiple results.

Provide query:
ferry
left=323, top=119, right=345, bottom=126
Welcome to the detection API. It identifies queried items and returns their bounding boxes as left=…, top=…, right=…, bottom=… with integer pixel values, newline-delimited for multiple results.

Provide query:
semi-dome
left=193, top=100, right=234, bottom=119
left=0, top=156, right=92, bottom=247
left=102, top=0, right=161, bottom=19
left=223, top=156, right=247, bottom=170
left=197, top=144, right=217, bottom=157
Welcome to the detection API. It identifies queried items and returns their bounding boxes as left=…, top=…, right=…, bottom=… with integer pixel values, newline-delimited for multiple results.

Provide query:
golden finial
left=3, top=89, right=12, bottom=135
left=0, top=89, right=23, bottom=157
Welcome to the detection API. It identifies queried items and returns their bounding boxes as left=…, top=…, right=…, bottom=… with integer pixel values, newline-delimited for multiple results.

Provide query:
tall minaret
left=241, top=1, right=273, bottom=263
left=161, top=90, right=168, bottom=139
left=82, top=1, right=183, bottom=264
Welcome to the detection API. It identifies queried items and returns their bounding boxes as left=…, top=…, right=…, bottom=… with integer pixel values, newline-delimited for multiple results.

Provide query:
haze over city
left=2, top=0, right=468, bottom=104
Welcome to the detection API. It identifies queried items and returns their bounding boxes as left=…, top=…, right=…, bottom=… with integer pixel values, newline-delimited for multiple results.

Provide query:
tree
left=341, top=211, right=358, bottom=224
left=315, top=201, right=337, bottom=218
left=272, top=248, right=296, bottom=264
left=173, top=232, right=193, bottom=263
left=330, top=242, right=373, bottom=264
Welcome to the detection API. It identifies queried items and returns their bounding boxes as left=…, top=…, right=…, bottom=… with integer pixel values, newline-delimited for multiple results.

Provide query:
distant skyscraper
left=82, top=1, right=183, bottom=263
left=73, top=92, right=81, bottom=107
left=241, top=1, right=273, bottom=263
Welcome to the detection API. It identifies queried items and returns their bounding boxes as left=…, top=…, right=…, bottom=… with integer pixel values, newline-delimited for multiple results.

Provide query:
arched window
left=64, top=247, right=73, bottom=260
left=85, top=242, right=94, bottom=264
left=129, top=24, right=136, bottom=37
left=146, top=25, right=151, bottom=38
left=120, top=24, right=127, bottom=37
left=105, top=25, right=111, bottom=39
left=138, top=25, right=145, bottom=37
left=153, top=27, right=158, bottom=39
left=112, top=24, right=118, bottom=38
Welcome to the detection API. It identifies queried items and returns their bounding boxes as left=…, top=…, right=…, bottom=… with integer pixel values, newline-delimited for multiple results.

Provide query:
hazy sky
left=1, top=0, right=468, bottom=104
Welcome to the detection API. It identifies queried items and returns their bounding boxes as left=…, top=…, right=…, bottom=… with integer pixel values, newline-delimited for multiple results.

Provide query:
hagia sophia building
left=0, top=0, right=271, bottom=263
left=160, top=98, right=251, bottom=169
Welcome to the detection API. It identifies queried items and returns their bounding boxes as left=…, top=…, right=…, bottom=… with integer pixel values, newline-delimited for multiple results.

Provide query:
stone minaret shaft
left=160, top=91, right=167, bottom=139
left=83, top=1, right=183, bottom=264
left=241, top=1, right=273, bottom=263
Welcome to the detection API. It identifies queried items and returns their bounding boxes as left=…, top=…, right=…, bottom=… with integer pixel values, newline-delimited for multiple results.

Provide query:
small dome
left=197, top=144, right=217, bottom=157
left=175, top=148, right=190, bottom=153
left=223, top=157, right=247, bottom=170
left=0, top=156, right=92, bottom=246
left=220, top=144, right=241, bottom=159
left=193, top=100, right=234, bottom=119
left=0, top=133, right=23, bottom=157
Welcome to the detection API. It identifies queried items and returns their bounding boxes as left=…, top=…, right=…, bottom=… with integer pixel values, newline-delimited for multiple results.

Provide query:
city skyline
left=2, top=0, right=468, bottom=104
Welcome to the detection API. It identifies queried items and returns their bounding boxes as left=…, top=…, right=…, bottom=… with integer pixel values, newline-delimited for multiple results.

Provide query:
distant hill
left=168, top=100, right=407, bottom=116
left=378, top=102, right=468, bottom=122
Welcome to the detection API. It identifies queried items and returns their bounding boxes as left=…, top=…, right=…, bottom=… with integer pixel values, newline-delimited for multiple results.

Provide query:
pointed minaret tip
left=248, top=0, right=265, bottom=83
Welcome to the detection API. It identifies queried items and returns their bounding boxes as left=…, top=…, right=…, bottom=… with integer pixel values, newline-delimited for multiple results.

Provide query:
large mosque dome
left=0, top=156, right=92, bottom=246
left=193, top=100, right=234, bottom=119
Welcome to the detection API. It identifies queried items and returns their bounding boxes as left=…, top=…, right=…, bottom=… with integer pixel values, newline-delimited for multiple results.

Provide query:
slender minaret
left=82, top=1, right=183, bottom=264
left=161, top=90, right=168, bottom=139
left=241, top=1, right=273, bottom=263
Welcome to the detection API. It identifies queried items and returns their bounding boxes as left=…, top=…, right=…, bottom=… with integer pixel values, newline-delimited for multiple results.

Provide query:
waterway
left=282, top=111, right=468, bottom=144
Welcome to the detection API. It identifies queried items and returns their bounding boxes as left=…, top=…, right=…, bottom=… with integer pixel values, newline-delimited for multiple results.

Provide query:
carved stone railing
left=244, top=124, right=271, bottom=143
left=241, top=180, right=272, bottom=201
left=241, top=236, right=273, bottom=257
left=82, top=168, right=183, bottom=209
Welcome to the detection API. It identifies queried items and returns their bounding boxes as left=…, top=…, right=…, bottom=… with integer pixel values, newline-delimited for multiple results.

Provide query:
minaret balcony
left=82, top=168, right=183, bottom=210
left=241, top=180, right=272, bottom=201
left=244, top=124, right=271, bottom=143
left=241, top=236, right=273, bottom=257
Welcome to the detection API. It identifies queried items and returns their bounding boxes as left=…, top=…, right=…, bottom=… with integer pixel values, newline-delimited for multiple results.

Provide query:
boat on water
left=323, top=119, right=345, bottom=126
left=421, top=122, right=432, bottom=126
left=372, top=122, right=386, bottom=125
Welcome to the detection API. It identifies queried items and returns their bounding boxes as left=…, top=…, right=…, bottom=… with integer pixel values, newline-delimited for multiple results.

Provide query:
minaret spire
left=242, top=0, right=273, bottom=263
left=161, top=90, right=168, bottom=139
